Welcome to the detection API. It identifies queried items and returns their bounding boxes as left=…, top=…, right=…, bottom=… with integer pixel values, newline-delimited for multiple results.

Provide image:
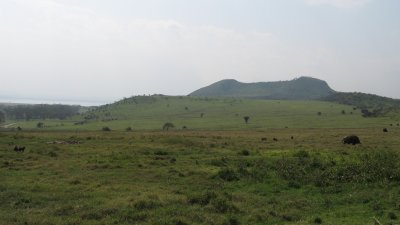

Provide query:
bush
left=314, top=217, right=323, bottom=224
left=217, top=168, right=239, bottom=181
left=134, top=200, right=160, bottom=210
left=187, top=191, right=217, bottom=206
left=388, top=212, right=398, bottom=220
left=154, top=150, right=168, bottom=155
left=37, top=122, right=44, bottom=128
left=210, top=198, right=237, bottom=213
left=240, top=150, right=250, bottom=156
left=102, top=127, right=111, bottom=131
left=294, top=150, right=310, bottom=158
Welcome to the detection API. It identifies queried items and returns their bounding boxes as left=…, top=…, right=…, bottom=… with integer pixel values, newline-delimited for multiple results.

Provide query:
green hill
left=323, top=92, right=400, bottom=117
left=189, top=77, right=335, bottom=100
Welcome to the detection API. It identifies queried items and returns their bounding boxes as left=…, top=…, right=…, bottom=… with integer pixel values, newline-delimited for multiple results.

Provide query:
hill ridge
left=189, top=76, right=335, bottom=100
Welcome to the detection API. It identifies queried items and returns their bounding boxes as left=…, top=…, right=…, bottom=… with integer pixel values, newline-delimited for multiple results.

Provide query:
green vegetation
left=0, top=110, right=5, bottom=124
left=189, top=77, right=335, bottom=100
left=5, top=96, right=398, bottom=131
left=1, top=128, right=400, bottom=224
left=1, top=94, right=400, bottom=224
left=323, top=92, right=400, bottom=117
left=0, top=104, right=83, bottom=120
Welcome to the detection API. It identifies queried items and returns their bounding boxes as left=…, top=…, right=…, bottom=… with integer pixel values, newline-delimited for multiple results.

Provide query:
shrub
left=187, top=191, right=217, bottom=206
left=294, top=150, right=310, bottom=158
left=102, top=127, right=111, bottom=131
left=240, top=150, right=250, bottom=156
left=388, top=212, right=398, bottom=220
left=314, top=217, right=323, bottom=224
left=210, top=198, right=237, bottom=213
left=217, top=168, right=239, bottom=181
left=154, top=150, right=168, bottom=155
left=134, top=200, right=160, bottom=210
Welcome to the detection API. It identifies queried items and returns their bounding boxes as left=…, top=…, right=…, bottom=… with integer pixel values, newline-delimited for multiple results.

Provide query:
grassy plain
left=1, top=97, right=400, bottom=224
left=1, top=128, right=400, bottom=225
left=4, top=97, right=399, bottom=131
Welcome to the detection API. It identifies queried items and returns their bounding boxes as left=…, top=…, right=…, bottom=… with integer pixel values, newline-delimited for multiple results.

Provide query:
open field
left=1, top=128, right=400, bottom=225
left=4, top=97, right=400, bottom=131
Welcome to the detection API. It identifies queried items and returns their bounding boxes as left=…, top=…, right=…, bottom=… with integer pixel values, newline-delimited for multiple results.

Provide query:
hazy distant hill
left=189, top=77, right=335, bottom=100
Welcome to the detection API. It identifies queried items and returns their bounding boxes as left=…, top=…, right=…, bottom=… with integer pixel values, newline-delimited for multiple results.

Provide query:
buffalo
left=383, top=128, right=388, bottom=132
left=14, top=146, right=25, bottom=152
left=342, top=135, right=361, bottom=145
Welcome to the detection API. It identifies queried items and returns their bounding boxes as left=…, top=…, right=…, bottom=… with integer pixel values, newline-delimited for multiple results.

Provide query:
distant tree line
left=1, top=104, right=81, bottom=120
left=0, top=110, right=5, bottom=123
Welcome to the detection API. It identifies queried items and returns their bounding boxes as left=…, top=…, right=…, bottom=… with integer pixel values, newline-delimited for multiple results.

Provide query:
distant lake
left=0, top=97, right=105, bottom=106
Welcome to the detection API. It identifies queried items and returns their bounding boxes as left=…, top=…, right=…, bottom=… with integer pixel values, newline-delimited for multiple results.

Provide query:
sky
left=0, top=0, right=399, bottom=105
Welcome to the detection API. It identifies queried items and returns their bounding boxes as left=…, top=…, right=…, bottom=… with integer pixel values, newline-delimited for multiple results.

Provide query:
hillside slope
left=323, top=92, right=400, bottom=117
left=9, top=96, right=392, bottom=131
left=189, top=77, right=335, bottom=100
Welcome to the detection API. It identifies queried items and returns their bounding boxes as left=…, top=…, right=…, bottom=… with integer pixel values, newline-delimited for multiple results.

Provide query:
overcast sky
left=1, top=0, right=399, bottom=105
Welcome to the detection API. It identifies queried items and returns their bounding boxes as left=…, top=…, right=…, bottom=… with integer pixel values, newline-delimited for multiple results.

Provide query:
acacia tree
left=163, top=122, right=175, bottom=131
left=243, top=116, right=250, bottom=124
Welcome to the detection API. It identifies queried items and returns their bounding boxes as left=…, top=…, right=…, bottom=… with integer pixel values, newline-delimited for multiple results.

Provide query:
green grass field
left=5, top=96, right=399, bottom=131
left=1, top=97, right=400, bottom=224
left=1, top=128, right=400, bottom=225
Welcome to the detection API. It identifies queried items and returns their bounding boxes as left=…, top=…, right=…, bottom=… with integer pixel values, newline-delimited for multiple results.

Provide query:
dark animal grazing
left=291, top=136, right=294, bottom=140
left=383, top=128, right=388, bottom=132
left=261, top=138, right=267, bottom=142
left=390, top=124, right=393, bottom=126
left=342, top=135, right=361, bottom=145
left=14, top=146, right=25, bottom=152
left=397, top=123, right=400, bottom=126
left=273, top=138, right=278, bottom=142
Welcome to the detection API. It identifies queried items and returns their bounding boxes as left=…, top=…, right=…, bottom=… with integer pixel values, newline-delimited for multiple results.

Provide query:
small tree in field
left=163, top=122, right=175, bottom=131
left=37, top=122, right=44, bottom=128
left=243, top=116, right=250, bottom=124
left=102, top=126, right=111, bottom=131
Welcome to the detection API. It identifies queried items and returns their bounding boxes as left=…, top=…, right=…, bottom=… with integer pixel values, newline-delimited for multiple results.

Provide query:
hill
left=323, top=92, right=400, bottom=117
left=189, top=77, right=335, bottom=100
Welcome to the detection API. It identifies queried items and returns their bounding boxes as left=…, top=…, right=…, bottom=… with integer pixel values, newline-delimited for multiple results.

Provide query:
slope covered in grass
left=50, top=96, right=399, bottom=130
left=5, top=95, right=398, bottom=131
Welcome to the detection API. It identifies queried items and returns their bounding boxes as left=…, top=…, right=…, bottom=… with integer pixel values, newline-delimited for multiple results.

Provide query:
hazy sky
left=1, top=0, right=399, bottom=104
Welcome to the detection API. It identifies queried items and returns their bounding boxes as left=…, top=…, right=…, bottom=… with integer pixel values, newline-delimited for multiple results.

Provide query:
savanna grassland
left=5, top=96, right=399, bottom=131
left=1, top=97, right=400, bottom=225
left=1, top=128, right=400, bottom=225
